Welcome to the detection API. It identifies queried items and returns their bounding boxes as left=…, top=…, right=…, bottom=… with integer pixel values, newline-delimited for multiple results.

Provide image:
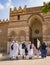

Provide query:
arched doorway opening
left=29, top=15, right=43, bottom=48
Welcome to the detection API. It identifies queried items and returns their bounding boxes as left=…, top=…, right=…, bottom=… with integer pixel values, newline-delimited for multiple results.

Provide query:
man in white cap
left=28, top=41, right=34, bottom=59
left=10, top=40, right=19, bottom=59
left=19, top=41, right=26, bottom=59
left=14, top=41, right=19, bottom=59
left=37, top=38, right=40, bottom=50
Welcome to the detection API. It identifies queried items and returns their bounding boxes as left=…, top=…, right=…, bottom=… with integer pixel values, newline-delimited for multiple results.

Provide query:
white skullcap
left=29, top=41, right=31, bottom=44
left=23, top=41, right=25, bottom=43
left=12, top=41, right=15, bottom=43
left=16, top=41, right=18, bottom=43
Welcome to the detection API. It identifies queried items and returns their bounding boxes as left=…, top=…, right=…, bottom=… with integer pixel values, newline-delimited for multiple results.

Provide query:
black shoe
left=29, top=57, right=32, bottom=59
left=10, top=58, right=12, bottom=60
left=22, top=56, right=24, bottom=59
left=16, top=57, right=18, bottom=60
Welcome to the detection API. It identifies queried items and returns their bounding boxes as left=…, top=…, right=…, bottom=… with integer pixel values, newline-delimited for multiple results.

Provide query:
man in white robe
left=37, top=39, right=41, bottom=57
left=13, top=41, right=19, bottom=59
left=28, top=41, right=34, bottom=59
left=10, top=41, right=19, bottom=59
left=10, top=41, right=15, bottom=59
left=37, top=38, right=40, bottom=49
left=19, top=41, right=26, bottom=59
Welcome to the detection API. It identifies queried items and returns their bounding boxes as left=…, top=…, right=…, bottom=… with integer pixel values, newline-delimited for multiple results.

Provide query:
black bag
left=11, top=44, right=13, bottom=50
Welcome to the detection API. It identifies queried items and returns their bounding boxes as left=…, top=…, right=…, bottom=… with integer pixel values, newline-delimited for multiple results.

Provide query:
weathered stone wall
left=42, top=12, right=50, bottom=47
left=8, top=21, right=29, bottom=43
left=0, top=6, right=50, bottom=53
left=0, top=22, right=8, bottom=52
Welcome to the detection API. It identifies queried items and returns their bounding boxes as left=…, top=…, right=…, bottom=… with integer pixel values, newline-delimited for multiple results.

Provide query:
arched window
left=8, top=30, right=17, bottom=41
left=9, top=30, right=17, bottom=37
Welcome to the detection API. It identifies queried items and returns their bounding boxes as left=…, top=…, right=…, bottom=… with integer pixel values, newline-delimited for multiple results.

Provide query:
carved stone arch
left=19, top=30, right=26, bottom=42
left=27, top=14, right=43, bottom=48
left=27, top=14, right=44, bottom=26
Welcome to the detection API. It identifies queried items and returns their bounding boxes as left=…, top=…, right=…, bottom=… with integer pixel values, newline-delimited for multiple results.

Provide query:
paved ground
left=0, top=55, right=50, bottom=65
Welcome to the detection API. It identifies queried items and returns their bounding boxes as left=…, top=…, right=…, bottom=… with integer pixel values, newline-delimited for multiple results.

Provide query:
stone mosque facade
left=0, top=5, right=50, bottom=52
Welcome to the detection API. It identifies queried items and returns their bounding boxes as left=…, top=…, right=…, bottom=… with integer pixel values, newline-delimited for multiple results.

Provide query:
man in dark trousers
left=40, top=41, right=47, bottom=58
left=19, top=41, right=26, bottom=59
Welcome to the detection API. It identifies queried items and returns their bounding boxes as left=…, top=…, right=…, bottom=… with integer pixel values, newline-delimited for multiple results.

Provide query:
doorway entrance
left=29, top=15, right=43, bottom=48
left=31, top=37, right=42, bottom=49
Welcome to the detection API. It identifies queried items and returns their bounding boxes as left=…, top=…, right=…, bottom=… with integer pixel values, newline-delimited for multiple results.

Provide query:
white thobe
left=37, top=39, right=40, bottom=49
left=19, top=44, right=25, bottom=56
left=10, top=43, right=19, bottom=59
left=10, top=43, right=14, bottom=58
left=13, top=43, right=19, bottom=57
left=28, top=44, right=34, bottom=58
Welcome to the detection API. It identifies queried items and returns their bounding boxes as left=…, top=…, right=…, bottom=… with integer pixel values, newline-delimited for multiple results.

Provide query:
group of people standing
left=9, top=40, right=47, bottom=60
